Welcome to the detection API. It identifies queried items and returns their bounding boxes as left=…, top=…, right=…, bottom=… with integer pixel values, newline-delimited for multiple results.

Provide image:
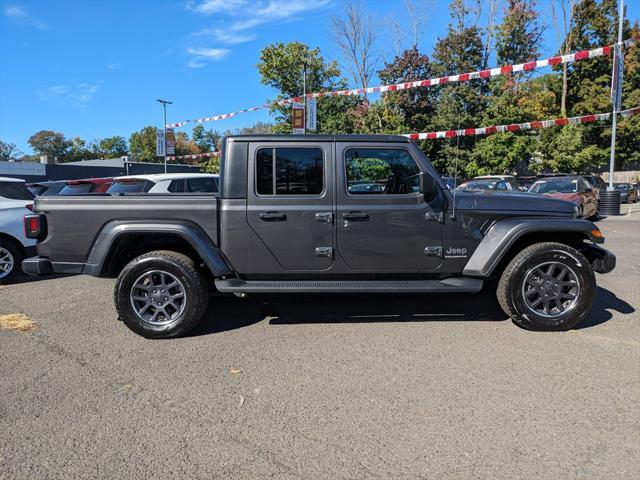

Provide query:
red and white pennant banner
left=167, top=38, right=638, bottom=129
left=167, top=151, right=220, bottom=161
left=403, top=107, right=640, bottom=140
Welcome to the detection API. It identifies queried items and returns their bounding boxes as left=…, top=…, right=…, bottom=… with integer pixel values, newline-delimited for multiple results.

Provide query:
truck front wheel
left=115, top=250, right=209, bottom=338
left=497, top=242, right=596, bottom=331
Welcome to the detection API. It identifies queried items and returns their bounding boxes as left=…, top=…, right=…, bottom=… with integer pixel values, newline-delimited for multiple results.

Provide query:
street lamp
left=156, top=98, right=172, bottom=173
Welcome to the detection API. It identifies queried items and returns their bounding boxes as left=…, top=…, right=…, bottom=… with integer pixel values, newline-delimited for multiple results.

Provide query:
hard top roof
left=226, top=134, right=412, bottom=143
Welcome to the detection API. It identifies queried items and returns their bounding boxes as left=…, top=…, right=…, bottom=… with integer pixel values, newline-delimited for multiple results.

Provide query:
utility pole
left=607, top=0, right=624, bottom=190
left=156, top=99, right=172, bottom=173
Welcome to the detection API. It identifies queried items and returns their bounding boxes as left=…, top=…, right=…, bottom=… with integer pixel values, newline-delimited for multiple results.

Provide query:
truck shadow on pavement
left=190, top=286, right=634, bottom=336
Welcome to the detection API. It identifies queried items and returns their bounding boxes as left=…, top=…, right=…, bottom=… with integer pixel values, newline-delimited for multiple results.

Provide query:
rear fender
left=85, top=220, right=233, bottom=277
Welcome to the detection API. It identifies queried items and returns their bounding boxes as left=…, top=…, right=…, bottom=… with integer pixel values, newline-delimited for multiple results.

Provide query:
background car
left=0, top=177, right=36, bottom=282
left=456, top=178, right=518, bottom=192
left=441, top=176, right=464, bottom=190
left=472, top=175, right=524, bottom=191
left=107, top=173, right=219, bottom=194
left=613, top=183, right=638, bottom=203
left=528, top=176, right=598, bottom=218
left=57, top=177, right=114, bottom=195
left=27, top=180, right=67, bottom=196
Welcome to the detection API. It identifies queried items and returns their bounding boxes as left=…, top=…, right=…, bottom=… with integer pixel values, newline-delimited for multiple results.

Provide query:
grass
left=0, top=313, right=37, bottom=333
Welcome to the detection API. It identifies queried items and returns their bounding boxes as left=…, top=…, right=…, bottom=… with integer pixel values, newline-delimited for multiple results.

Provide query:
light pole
left=607, top=0, right=624, bottom=191
left=156, top=98, right=172, bottom=173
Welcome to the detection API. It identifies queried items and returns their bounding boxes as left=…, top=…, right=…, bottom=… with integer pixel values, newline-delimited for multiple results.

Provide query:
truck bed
left=34, top=195, right=218, bottom=265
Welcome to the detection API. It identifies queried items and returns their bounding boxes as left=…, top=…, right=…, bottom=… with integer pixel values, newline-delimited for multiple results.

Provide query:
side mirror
left=419, top=172, right=436, bottom=196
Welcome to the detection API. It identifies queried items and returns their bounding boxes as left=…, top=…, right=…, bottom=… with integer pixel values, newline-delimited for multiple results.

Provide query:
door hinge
left=425, top=211, right=444, bottom=223
left=315, top=247, right=333, bottom=258
left=424, top=246, right=443, bottom=257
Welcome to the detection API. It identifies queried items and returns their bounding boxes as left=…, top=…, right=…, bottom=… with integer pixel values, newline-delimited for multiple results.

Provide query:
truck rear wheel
left=114, top=250, right=209, bottom=338
left=497, top=242, right=596, bottom=331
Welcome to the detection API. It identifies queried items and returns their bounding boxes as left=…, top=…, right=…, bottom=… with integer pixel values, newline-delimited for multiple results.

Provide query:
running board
left=214, top=277, right=483, bottom=294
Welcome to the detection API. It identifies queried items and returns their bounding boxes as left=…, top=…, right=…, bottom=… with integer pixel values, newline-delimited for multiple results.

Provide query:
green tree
left=257, top=42, right=360, bottom=133
left=199, top=155, right=221, bottom=174
left=496, top=0, right=542, bottom=65
left=96, top=136, right=128, bottom=157
left=378, top=46, right=435, bottom=132
left=0, top=140, right=21, bottom=161
left=175, top=131, right=199, bottom=156
left=27, top=130, right=71, bottom=160
left=192, top=125, right=221, bottom=152
left=65, top=137, right=94, bottom=162
left=129, top=126, right=159, bottom=163
left=428, top=0, right=487, bottom=175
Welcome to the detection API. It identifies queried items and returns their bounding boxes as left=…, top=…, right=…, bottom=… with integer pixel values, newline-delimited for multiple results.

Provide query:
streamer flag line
left=403, top=107, right=640, bottom=140
left=166, top=37, right=638, bottom=129
left=165, top=107, right=639, bottom=162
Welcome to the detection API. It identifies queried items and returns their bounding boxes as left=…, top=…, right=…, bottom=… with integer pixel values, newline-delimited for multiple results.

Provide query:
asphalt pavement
left=1, top=210, right=638, bottom=479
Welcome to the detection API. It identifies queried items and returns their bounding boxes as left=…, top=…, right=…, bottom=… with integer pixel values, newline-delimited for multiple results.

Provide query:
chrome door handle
left=315, top=212, right=333, bottom=223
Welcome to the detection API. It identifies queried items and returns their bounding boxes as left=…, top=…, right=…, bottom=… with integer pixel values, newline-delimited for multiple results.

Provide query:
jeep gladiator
left=22, top=135, right=616, bottom=338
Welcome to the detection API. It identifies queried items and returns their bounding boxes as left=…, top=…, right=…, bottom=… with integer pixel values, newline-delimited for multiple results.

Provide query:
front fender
left=462, top=217, right=601, bottom=277
left=85, top=220, right=233, bottom=277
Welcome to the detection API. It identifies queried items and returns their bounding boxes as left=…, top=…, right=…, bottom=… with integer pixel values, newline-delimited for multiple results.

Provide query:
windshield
left=529, top=178, right=578, bottom=194
left=614, top=184, right=629, bottom=191
left=107, top=180, right=153, bottom=193
left=458, top=180, right=506, bottom=191
left=59, top=183, right=93, bottom=195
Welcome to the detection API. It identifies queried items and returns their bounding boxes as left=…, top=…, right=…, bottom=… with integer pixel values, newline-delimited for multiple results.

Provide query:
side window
left=168, top=180, right=184, bottom=192
left=256, top=147, right=324, bottom=196
left=187, top=178, right=217, bottom=193
left=496, top=181, right=507, bottom=191
left=345, top=148, right=420, bottom=194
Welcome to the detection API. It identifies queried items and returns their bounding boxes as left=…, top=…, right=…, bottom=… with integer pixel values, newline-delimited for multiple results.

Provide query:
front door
left=336, top=144, right=444, bottom=272
left=246, top=143, right=334, bottom=271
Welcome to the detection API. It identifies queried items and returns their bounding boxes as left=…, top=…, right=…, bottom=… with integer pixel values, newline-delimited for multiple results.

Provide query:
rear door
left=246, top=143, right=334, bottom=271
left=335, top=143, right=444, bottom=272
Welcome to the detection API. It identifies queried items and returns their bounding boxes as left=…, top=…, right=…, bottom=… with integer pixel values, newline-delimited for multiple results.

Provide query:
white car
left=107, top=173, right=219, bottom=194
left=0, top=176, right=36, bottom=282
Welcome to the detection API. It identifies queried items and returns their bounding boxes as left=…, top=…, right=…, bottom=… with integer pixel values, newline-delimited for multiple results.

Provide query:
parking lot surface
left=1, top=210, right=639, bottom=479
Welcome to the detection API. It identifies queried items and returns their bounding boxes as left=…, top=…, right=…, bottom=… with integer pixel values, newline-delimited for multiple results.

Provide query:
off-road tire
left=0, top=240, right=22, bottom=284
left=115, top=250, right=209, bottom=338
left=497, top=242, right=596, bottom=331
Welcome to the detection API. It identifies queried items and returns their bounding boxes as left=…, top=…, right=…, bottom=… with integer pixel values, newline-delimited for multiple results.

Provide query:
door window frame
left=342, top=146, right=423, bottom=198
left=253, top=145, right=328, bottom=198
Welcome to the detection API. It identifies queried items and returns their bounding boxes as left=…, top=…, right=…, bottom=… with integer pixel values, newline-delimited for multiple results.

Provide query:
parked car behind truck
left=0, top=177, right=36, bottom=282
left=528, top=176, right=598, bottom=219
left=23, top=135, right=615, bottom=338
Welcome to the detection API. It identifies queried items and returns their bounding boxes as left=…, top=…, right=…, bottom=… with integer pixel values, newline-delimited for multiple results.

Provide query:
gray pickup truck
left=23, top=135, right=615, bottom=338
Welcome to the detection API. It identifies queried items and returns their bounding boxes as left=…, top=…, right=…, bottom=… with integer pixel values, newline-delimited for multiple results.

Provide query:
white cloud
left=186, top=47, right=229, bottom=68
left=184, top=1, right=332, bottom=67
left=105, top=62, right=121, bottom=70
left=187, top=47, right=229, bottom=59
left=36, top=82, right=102, bottom=107
left=186, top=0, right=247, bottom=14
left=195, top=27, right=256, bottom=45
left=4, top=4, right=48, bottom=30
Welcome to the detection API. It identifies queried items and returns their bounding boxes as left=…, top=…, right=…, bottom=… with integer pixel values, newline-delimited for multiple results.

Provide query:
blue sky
left=1, top=0, right=638, bottom=154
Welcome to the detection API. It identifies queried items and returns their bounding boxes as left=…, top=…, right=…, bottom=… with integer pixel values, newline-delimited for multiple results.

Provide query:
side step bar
left=214, top=277, right=483, bottom=294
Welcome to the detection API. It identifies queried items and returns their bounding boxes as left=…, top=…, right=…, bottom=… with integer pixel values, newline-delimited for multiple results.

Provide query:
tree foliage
left=128, top=126, right=158, bottom=163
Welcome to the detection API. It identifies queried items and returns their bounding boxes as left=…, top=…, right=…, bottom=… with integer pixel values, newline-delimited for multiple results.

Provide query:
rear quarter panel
left=35, top=195, right=218, bottom=263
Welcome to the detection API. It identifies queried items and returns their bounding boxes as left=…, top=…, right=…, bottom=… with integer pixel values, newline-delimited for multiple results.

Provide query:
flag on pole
left=611, top=43, right=624, bottom=111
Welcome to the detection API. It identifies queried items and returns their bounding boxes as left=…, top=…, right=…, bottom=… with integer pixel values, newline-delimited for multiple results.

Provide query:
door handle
left=342, top=211, right=369, bottom=221
left=259, top=211, right=286, bottom=221
left=315, top=212, right=333, bottom=223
